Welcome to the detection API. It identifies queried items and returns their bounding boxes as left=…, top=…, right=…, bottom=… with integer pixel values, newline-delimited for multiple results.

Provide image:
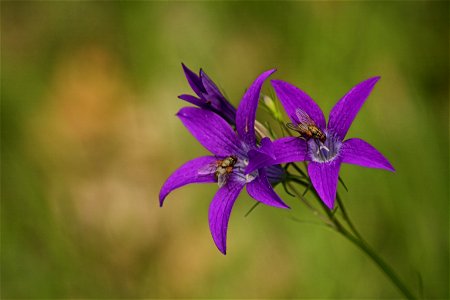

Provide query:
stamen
left=320, top=144, right=330, bottom=152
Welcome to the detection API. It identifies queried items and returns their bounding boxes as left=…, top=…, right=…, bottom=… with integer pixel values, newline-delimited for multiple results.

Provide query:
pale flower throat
left=308, top=131, right=341, bottom=163
left=234, top=156, right=257, bottom=183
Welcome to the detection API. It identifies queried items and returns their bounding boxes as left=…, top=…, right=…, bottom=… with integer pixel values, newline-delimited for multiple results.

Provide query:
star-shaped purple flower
left=249, top=77, right=395, bottom=209
left=178, top=63, right=236, bottom=125
left=160, top=69, right=288, bottom=254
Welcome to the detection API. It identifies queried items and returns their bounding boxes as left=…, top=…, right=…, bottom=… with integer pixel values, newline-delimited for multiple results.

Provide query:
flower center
left=308, top=131, right=342, bottom=163
left=233, top=156, right=257, bottom=183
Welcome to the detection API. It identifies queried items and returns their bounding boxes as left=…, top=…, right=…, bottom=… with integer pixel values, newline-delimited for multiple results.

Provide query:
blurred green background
left=2, top=1, right=448, bottom=298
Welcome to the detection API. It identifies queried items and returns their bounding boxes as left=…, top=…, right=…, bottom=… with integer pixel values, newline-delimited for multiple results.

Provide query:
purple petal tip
left=176, top=107, right=190, bottom=118
left=270, top=79, right=284, bottom=87
left=365, top=76, right=381, bottom=86
left=181, top=63, right=191, bottom=75
left=158, top=193, right=165, bottom=207
left=267, top=68, right=277, bottom=76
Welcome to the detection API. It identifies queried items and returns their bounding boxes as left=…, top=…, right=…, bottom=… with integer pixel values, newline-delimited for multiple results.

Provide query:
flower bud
left=262, top=94, right=283, bottom=122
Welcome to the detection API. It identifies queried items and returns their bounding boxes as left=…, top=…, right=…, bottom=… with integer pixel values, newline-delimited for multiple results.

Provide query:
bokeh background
left=2, top=1, right=448, bottom=298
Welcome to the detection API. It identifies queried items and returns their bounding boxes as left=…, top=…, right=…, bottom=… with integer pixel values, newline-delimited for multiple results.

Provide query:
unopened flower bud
left=262, top=94, right=283, bottom=122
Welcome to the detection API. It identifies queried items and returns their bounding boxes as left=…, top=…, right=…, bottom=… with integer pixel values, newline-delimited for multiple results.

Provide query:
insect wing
left=217, top=172, right=231, bottom=188
left=295, top=108, right=317, bottom=126
left=198, top=162, right=218, bottom=175
left=286, top=122, right=310, bottom=136
left=285, top=123, right=299, bottom=132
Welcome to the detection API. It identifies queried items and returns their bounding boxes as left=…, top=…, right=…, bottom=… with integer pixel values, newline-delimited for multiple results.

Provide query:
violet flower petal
left=246, top=169, right=289, bottom=209
left=236, top=69, right=276, bottom=147
left=271, top=80, right=326, bottom=129
left=181, top=63, right=205, bottom=96
left=244, top=138, right=275, bottom=174
left=246, top=149, right=275, bottom=175
left=258, top=137, right=275, bottom=158
left=200, top=69, right=222, bottom=98
left=265, top=165, right=285, bottom=185
left=177, top=107, right=242, bottom=156
left=341, top=138, right=395, bottom=171
left=200, top=69, right=237, bottom=124
left=245, top=137, right=277, bottom=173
left=209, top=179, right=245, bottom=254
left=246, top=137, right=308, bottom=174
left=272, top=137, right=309, bottom=164
left=328, top=77, right=380, bottom=140
left=159, top=156, right=218, bottom=206
left=308, top=161, right=341, bottom=209
left=178, top=94, right=206, bottom=107
left=179, top=93, right=235, bottom=125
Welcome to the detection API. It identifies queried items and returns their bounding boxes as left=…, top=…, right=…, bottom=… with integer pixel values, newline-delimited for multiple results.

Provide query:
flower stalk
left=340, top=227, right=417, bottom=300
left=286, top=165, right=417, bottom=299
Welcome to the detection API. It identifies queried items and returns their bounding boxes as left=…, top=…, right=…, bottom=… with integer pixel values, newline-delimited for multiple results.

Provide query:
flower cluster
left=160, top=64, right=394, bottom=254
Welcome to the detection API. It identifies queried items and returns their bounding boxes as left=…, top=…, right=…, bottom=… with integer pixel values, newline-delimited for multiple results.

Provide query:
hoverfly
left=198, top=156, right=238, bottom=187
left=286, top=108, right=326, bottom=143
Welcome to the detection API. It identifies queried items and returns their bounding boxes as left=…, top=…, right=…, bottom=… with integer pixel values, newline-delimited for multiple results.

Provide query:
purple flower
left=178, top=63, right=236, bottom=125
left=160, top=69, right=288, bottom=254
left=250, top=77, right=394, bottom=209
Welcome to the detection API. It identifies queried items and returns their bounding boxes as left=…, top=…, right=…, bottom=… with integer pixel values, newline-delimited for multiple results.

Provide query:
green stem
left=335, top=193, right=363, bottom=241
left=244, top=201, right=261, bottom=217
left=288, top=177, right=417, bottom=299
left=337, top=225, right=416, bottom=299
left=289, top=162, right=307, bottom=178
left=286, top=181, right=335, bottom=228
left=327, top=204, right=415, bottom=298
